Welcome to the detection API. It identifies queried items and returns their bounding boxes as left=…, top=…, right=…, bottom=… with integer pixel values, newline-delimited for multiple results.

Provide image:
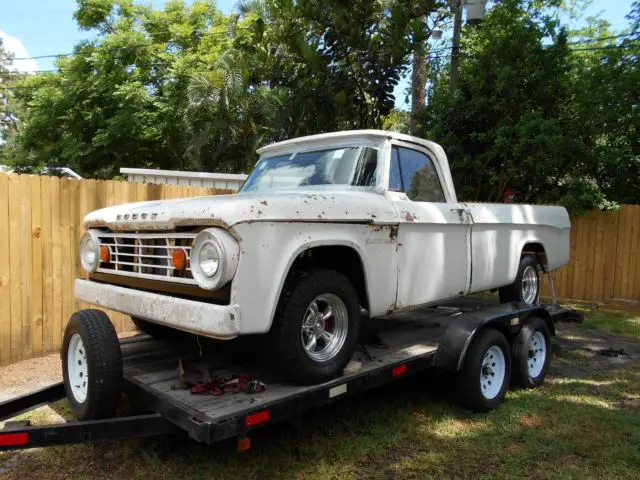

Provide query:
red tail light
left=245, top=410, right=270, bottom=428
left=392, top=364, right=408, bottom=377
left=0, top=432, right=29, bottom=447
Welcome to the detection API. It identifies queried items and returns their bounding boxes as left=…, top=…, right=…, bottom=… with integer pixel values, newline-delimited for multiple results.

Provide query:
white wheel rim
left=67, top=334, right=89, bottom=403
left=521, top=265, right=539, bottom=304
left=480, top=345, right=506, bottom=400
left=527, top=331, right=547, bottom=378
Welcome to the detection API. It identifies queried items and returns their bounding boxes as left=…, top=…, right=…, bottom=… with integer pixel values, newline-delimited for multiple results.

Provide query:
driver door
left=388, top=144, right=472, bottom=309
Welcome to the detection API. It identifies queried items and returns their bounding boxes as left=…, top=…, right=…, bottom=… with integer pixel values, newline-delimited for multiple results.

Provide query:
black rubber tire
left=455, top=328, right=512, bottom=412
left=499, top=255, right=540, bottom=304
left=62, top=310, right=123, bottom=420
left=512, top=316, right=551, bottom=388
left=270, top=269, right=361, bottom=385
left=131, top=317, right=174, bottom=339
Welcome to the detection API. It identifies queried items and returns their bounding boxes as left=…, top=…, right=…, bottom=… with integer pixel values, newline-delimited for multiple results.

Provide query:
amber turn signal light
left=99, top=245, right=110, bottom=263
left=172, top=248, right=187, bottom=271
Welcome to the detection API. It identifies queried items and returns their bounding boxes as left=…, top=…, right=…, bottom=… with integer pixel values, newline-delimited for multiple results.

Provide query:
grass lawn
left=1, top=307, right=639, bottom=480
left=572, top=304, right=640, bottom=340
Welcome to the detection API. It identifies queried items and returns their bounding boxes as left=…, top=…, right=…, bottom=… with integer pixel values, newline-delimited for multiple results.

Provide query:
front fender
left=230, top=222, right=399, bottom=334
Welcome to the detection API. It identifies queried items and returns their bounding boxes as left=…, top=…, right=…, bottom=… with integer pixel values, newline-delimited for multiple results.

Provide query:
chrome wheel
left=527, top=331, right=547, bottom=378
left=301, top=293, right=349, bottom=363
left=480, top=345, right=506, bottom=400
left=67, top=334, right=88, bottom=403
left=521, top=265, right=539, bottom=304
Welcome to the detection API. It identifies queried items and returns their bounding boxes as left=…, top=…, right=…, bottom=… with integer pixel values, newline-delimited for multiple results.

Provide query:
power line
left=10, top=25, right=252, bottom=61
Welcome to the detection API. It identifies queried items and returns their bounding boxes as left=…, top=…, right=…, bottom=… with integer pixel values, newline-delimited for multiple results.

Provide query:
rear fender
left=434, top=304, right=554, bottom=372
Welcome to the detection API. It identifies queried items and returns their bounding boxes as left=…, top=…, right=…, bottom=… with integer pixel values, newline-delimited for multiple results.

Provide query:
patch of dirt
left=550, top=323, right=640, bottom=378
left=520, top=414, right=544, bottom=429
left=0, top=354, right=61, bottom=402
left=621, top=398, right=640, bottom=412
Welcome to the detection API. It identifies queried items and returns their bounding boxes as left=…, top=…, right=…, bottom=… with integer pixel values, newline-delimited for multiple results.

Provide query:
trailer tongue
left=0, top=299, right=581, bottom=452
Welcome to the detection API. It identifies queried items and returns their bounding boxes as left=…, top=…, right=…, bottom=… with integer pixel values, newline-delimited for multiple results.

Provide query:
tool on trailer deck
left=191, top=375, right=266, bottom=396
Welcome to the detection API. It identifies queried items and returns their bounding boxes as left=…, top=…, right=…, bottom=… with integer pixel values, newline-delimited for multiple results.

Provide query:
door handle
left=450, top=207, right=471, bottom=221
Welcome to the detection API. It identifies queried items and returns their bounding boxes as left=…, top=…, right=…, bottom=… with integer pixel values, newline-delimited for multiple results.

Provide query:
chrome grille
left=95, top=232, right=197, bottom=285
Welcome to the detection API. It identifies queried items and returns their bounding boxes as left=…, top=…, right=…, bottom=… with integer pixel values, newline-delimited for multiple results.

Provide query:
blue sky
left=0, top=0, right=635, bottom=107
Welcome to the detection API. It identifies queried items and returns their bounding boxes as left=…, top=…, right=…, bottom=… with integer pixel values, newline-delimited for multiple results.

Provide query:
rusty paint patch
left=404, top=211, right=415, bottom=222
left=260, top=200, right=268, bottom=206
left=388, top=226, right=398, bottom=241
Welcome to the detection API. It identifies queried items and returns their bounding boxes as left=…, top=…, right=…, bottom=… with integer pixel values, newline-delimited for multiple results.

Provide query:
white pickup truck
left=73, top=130, right=570, bottom=385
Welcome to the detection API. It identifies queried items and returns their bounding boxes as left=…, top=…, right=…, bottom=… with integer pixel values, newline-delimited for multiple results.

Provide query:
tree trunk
left=410, top=16, right=428, bottom=136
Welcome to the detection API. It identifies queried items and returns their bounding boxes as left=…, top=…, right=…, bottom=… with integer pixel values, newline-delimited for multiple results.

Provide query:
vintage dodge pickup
left=73, top=130, right=570, bottom=385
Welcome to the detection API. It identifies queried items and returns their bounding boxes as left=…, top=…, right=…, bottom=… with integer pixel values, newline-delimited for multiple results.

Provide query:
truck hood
left=83, top=189, right=399, bottom=232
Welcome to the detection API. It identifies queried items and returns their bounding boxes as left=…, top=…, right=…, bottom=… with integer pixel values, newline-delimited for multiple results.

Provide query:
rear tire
left=499, top=255, right=540, bottom=305
left=62, top=310, right=122, bottom=420
left=455, top=328, right=512, bottom=412
left=512, top=317, right=551, bottom=388
left=270, top=269, right=361, bottom=385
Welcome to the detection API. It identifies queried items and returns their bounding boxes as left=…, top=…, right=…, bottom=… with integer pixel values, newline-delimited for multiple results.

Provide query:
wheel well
left=287, top=246, right=369, bottom=310
left=522, top=242, right=547, bottom=268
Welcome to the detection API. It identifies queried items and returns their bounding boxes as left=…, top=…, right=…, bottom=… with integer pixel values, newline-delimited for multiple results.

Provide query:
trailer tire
left=499, top=255, right=540, bottom=305
left=512, top=317, right=551, bottom=388
left=271, top=269, right=360, bottom=385
left=455, top=328, right=511, bottom=412
left=62, top=310, right=122, bottom=420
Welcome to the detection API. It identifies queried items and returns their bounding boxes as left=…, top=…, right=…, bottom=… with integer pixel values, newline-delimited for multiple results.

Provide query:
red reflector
left=237, top=437, right=251, bottom=452
left=392, top=364, right=408, bottom=377
left=245, top=410, right=270, bottom=428
left=0, top=432, right=29, bottom=447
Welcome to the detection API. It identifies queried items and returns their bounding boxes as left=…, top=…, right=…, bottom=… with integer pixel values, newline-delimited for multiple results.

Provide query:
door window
left=389, top=146, right=446, bottom=202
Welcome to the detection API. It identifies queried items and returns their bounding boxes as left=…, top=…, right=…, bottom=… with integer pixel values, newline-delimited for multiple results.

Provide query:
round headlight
left=190, top=228, right=240, bottom=290
left=79, top=231, right=100, bottom=273
left=198, top=241, right=220, bottom=277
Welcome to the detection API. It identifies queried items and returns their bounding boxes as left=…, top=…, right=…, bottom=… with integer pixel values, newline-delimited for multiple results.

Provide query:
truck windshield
left=240, top=147, right=379, bottom=193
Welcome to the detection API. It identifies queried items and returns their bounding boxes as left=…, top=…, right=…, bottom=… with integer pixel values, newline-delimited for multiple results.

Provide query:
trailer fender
left=434, top=305, right=554, bottom=373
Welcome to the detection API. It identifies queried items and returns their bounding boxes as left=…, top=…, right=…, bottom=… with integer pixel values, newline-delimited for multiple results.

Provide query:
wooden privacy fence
left=541, top=204, right=640, bottom=303
left=0, top=172, right=638, bottom=365
left=0, top=173, right=230, bottom=366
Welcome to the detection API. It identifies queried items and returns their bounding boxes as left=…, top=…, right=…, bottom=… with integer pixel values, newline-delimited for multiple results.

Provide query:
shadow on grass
left=3, top=363, right=640, bottom=480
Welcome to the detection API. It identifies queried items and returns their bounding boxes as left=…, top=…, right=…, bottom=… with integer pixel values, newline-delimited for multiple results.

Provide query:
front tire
left=271, top=269, right=361, bottom=385
left=512, top=317, right=551, bottom=388
left=62, top=310, right=122, bottom=420
left=455, top=328, right=512, bottom=412
left=499, top=255, right=540, bottom=305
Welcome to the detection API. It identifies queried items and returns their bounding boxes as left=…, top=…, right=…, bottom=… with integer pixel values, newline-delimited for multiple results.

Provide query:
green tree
left=423, top=0, right=636, bottom=213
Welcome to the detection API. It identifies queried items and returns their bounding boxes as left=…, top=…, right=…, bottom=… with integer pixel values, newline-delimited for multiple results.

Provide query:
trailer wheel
left=62, top=310, right=122, bottom=420
left=499, top=255, right=540, bottom=305
left=271, top=269, right=360, bottom=385
left=512, top=317, right=551, bottom=388
left=455, top=328, right=511, bottom=412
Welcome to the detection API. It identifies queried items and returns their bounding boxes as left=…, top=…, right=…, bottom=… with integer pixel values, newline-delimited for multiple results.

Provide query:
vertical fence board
left=0, top=175, right=11, bottom=365
left=8, top=175, right=23, bottom=362
left=41, top=176, right=54, bottom=354
left=60, top=179, right=72, bottom=343
left=31, top=176, right=44, bottom=355
left=51, top=177, right=63, bottom=351
left=19, top=176, right=33, bottom=359
left=627, top=206, right=640, bottom=300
